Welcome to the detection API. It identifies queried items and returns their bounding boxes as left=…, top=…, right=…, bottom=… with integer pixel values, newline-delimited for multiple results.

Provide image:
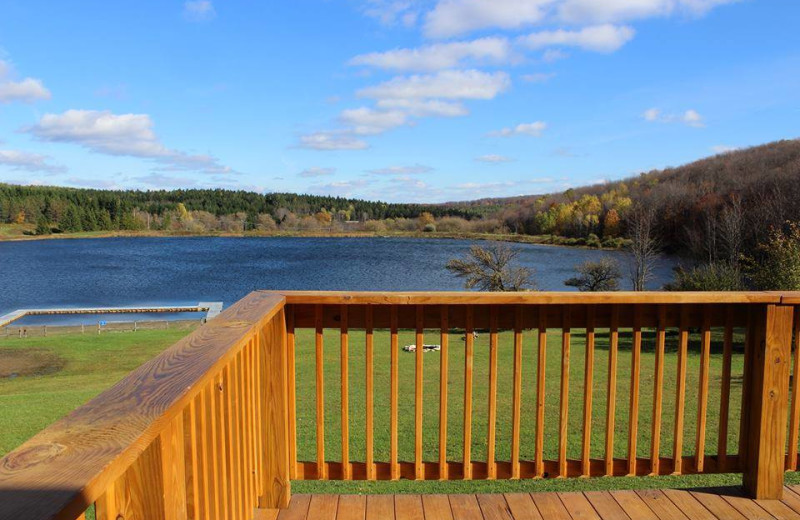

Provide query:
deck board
left=265, top=488, right=800, bottom=520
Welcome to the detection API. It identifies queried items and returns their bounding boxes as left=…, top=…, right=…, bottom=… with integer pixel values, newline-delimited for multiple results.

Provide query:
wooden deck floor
left=255, top=485, right=800, bottom=520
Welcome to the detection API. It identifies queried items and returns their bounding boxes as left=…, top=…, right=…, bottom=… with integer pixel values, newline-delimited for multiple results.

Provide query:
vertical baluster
left=463, top=305, right=474, bottom=480
left=223, top=365, right=237, bottom=520
left=487, top=305, right=499, bottom=479
left=604, top=306, right=619, bottom=476
left=695, top=306, right=712, bottom=472
left=559, top=306, right=571, bottom=478
left=787, top=307, right=800, bottom=471
left=207, top=381, right=221, bottom=519
left=415, top=305, right=425, bottom=480
left=217, top=372, right=231, bottom=520
left=582, top=305, right=596, bottom=477
left=230, top=352, right=243, bottom=520
left=650, top=305, right=666, bottom=475
left=627, top=306, right=642, bottom=476
left=197, top=389, right=211, bottom=520
left=315, top=305, right=326, bottom=479
left=738, top=308, right=754, bottom=466
left=535, top=307, right=547, bottom=478
left=340, top=304, right=350, bottom=480
left=184, top=397, right=201, bottom=520
left=673, top=305, right=689, bottom=474
left=718, top=307, right=734, bottom=472
left=511, top=305, right=523, bottom=479
left=287, top=305, right=297, bottom=480
left=390, top=305, right=400, bottom=480
left=240, top=346, right=253, bottom=511
left=439, top=305, right=450, bottom=480
left=365, top=305, right=375, bottom=480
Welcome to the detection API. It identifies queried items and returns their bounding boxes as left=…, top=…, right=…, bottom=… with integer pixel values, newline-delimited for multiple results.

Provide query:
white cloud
left=133, top=172, right=199, bottom=188
left=307, top=179, right=370, bottom=197
left=375, top=98, right=468, bottom=117
left=299, top=167, right=336, bottom=177
left=475, top=154, right=513, bottom=163
left=339, top=107, right=409, bottom=135
left=682, top=109, right=704, bottom=127
left=424, top=0, right=551, bottom=39
left=298, top=131, right=370, bottom=151
left=367, top=164, right=433, bottom=175
left=711, top=144, right=739, bottom=154
left=362, top=0, right=420, bottom=27
left=542, top=49, right=569, bottom=62
left=522, top=72, right=556, bottom=83
left=183, top=0, right=216, bottom=21
left=0, top=150, right=66, bottom=174
left=0, top=60, right=51, bottom=104
left=421, top=0, right=736, bottom=38
left=642, top=107, right=704, bottom=127
left=65, top=177, right=120, bottom=189
left=349, top=37, right=512, bottom=72
left=358, top=69, right=510, bottom=101
left=489, top=121, right=548, bottom=137
left=557, top=0, right=738, bottom=25
left=518, top=24, right=635, bottom=53
left=643, top=107, right=661, bottom=121
left=27, top=109, right=233, bottom=173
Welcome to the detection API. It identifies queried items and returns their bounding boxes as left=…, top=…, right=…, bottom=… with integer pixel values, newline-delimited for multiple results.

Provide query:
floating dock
left=0, top=302, right=223, bottom=328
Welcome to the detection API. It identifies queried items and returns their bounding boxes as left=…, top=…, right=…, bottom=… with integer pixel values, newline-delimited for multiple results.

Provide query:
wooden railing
left=1, top=291, right=800, bottom=519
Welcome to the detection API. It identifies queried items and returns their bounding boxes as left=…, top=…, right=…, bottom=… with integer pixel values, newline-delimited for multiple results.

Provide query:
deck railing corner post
left=742, top=303, right=794, bottom=500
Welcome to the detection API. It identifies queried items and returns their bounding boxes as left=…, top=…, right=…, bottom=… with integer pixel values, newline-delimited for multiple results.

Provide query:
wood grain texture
left=605, top=306, right=619, bottom=476
left=416, top=305, right=425, bottom=480
left=314, top=305, right=326, bottom=480
left=340, top=305, right=351, bottom=481
left=582, top=306, right=596, bottom=477
left=0, top=292, right=284, bottom=520
left=286, top=306, right=298, bottom=481
left=439, top=305, right=449, bottom=481
left=743, top=304, right=794, bottom=499
left=650, top=305, right=666, bottom=476
left=510, top=306, right=523, bottom=480
left=695, top=307, right=712, bottom=473
left=463, top=306, right=475, bottom=480
left=559, top=306, right=571, bottom=478
left=673, top=306, right=689, bottom=475
left=627, top=307, right=642, bottom=477
left=365, top=305, right=375, bottom=480
left=535, top=307, right=547, bottom=478
left=258, top=308, right=291, bottom=508
left=390, top=305, right=400, bottom=481
left=487, top=306, right=499, bottom=480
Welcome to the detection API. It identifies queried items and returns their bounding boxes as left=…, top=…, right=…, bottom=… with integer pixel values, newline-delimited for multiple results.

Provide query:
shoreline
left=0, top=228, right=629, bottom=251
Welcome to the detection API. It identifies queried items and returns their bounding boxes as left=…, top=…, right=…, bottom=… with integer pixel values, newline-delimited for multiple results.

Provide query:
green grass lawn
left=0, top=325, right=197, bottom=456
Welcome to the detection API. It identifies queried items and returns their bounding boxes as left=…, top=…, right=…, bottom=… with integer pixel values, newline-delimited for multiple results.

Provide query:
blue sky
left=0, top=0, right=797, bottom=203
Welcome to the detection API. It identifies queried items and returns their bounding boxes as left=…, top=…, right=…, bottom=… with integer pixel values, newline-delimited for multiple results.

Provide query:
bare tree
left=564, top=257, right=622, bottom=291
left=446, top=243, right=536, bottom=291
left=627, top=204, right=660, bottom=291
left=719, top=195, right=745, bottom=266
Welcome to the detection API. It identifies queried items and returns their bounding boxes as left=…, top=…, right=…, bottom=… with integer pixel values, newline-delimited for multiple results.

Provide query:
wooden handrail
left=2, top=291, right=799, bottom=520
left=0, top=291, right=286, bottom=520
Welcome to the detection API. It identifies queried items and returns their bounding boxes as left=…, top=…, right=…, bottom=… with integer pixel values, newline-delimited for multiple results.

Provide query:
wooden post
left=742, top=304, right=794, bottom=499
left=258, top=308, right=291, bottom=509
left=43, top=325, right=47, bottom=337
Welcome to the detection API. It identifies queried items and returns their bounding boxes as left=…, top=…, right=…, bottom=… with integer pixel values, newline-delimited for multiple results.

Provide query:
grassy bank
left=0, top=223, right=628, bottom=250
left=0, top=323, right=197, bottom=456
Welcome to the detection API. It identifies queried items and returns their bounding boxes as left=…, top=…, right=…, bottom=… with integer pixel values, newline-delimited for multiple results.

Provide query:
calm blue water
left=0, top=237, right=676, bottom=322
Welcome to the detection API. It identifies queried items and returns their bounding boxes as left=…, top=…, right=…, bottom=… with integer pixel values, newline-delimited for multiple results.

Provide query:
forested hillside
left=1, top=139, right=799, bottom=272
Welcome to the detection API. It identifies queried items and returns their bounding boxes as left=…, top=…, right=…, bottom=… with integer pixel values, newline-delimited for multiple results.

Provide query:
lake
left=0, top=237, right=677, bottom=322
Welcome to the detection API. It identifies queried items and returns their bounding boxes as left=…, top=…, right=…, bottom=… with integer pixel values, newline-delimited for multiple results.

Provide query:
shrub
left=586, top=233, right=602, bottom=248
left=664, top=262, right=745, bottom=291
left=746, top=222, right=800, bottom=290
left=564, top=257, right=622, bottom=291
left=423, top=223, right=436, bottom=232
